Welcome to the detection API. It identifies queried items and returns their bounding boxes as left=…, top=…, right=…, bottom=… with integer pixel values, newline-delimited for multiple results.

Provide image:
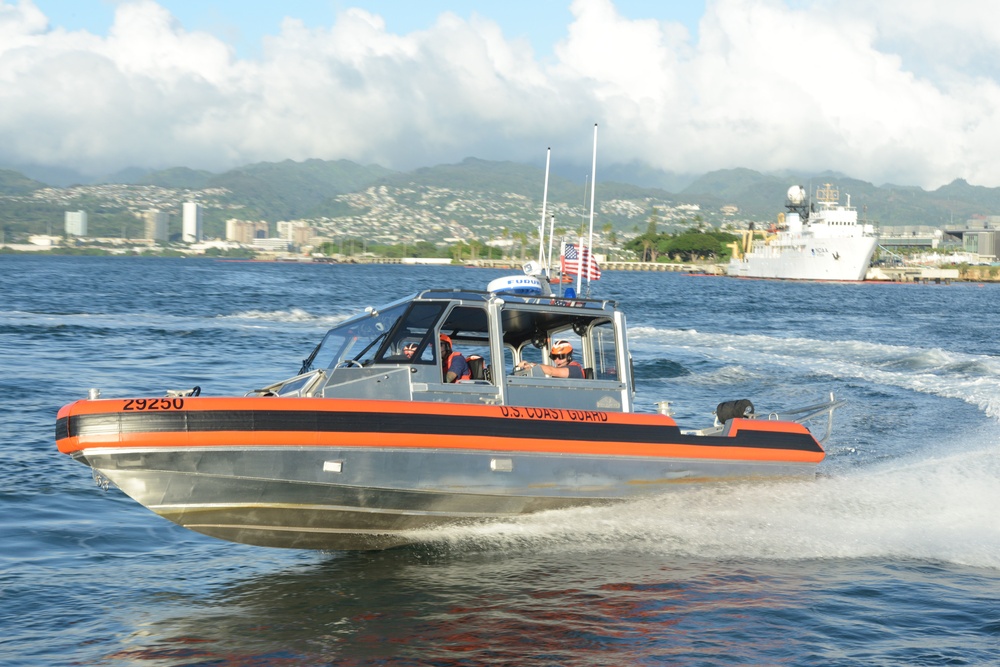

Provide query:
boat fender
left=716, top=399, right=754, bottom=423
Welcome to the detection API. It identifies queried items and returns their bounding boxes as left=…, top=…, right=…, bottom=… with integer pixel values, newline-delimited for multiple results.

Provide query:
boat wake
left=220, top=309, right=350, bottom=327
left=401, top=324, right=1000, bottom=567
left=410, top=436, right=1000, bottom=570
left=631, top=326, right=1000, bottom=420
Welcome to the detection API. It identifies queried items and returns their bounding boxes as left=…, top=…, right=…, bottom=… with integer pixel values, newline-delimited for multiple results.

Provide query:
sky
left=3, top=0, right=1000, bottom=189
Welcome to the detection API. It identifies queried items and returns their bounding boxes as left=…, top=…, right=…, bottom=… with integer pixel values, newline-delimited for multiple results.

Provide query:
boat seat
left=584, top=367, right=594, bottom=380
left=466, top=355, right=486, bottom=380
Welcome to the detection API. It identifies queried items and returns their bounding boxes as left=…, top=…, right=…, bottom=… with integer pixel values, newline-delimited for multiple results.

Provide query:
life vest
left=566, top=360, right=585, bottom=379
left=443, top=350, right=472, bottom=381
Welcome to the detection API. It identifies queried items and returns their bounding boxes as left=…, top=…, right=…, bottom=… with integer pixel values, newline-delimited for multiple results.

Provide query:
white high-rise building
left=144, top=209, right=169, bottom=242
left=182, top=202, right=203, bottom=243
left=65, top=210, right=88, bottom=236
left=277, top=220, right=313, bottom=246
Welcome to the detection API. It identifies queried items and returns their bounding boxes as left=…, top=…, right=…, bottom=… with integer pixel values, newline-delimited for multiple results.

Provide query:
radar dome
left=786, top=185, right=806, bottom=204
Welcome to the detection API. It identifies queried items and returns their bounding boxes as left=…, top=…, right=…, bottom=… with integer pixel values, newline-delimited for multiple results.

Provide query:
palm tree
left=515, top=231, right=528, bottom=261
left=647, top=207, right=660, bottom=236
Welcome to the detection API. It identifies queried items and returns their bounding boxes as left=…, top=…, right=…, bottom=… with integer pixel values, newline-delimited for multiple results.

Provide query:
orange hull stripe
left=58, top=399, right=813, bottom=433
left=61, top=429, right=823, bottom=463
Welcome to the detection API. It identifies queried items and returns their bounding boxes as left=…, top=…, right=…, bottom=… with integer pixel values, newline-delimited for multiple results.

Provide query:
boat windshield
left=374, top=302, right=450, bottom=364
left=305, top=301, right=412, bottom=371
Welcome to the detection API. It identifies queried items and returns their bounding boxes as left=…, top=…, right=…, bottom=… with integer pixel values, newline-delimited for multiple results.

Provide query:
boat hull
left=57, top=397, right=825, bottom=550
left=728, top=235, right=877, bottom=281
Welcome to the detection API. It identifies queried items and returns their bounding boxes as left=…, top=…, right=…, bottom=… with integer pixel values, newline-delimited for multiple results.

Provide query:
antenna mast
left=538, top=148, right=551, bottom=273
left=581, top=123, right=598, bottom=295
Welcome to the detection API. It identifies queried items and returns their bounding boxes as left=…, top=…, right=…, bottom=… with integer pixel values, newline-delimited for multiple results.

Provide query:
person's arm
left=516, top=361, right=570, bottom=378
left=446, top=356, right=468, bottom=382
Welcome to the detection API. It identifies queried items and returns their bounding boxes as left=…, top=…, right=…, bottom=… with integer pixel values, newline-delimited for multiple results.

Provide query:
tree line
left=622, top=209, right=740, bottom=262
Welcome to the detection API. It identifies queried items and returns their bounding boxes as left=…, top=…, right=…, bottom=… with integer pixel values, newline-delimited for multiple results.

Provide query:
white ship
left=727, top=184, right=878, bottom=281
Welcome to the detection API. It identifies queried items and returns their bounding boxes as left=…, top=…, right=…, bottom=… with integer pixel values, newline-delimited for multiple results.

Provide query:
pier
left=345, top=256, right=725, bottom=273
left=309, top=256, right=998, bottom=282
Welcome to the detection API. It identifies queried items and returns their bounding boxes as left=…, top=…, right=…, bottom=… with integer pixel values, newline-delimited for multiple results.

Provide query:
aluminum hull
left=58, top=398, right=824, bottom=550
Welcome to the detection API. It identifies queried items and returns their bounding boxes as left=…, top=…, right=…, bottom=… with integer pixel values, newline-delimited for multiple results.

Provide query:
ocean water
left=2, top=255, right=998, bottom=666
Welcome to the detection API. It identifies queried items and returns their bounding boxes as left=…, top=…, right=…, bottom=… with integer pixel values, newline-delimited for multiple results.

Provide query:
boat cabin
left=256, top=288, right=635, bottom=413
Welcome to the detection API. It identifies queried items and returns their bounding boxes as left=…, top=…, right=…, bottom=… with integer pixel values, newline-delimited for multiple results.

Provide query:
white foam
left=1, top=309, right=349, bottom=334
left=220, top=309, right=349, bottom=327
left=630, top=325, right=1000, bottom=420
left=413, top=440, right=1000, bottom=570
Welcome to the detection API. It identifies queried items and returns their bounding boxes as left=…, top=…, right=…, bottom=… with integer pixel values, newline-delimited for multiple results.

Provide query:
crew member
left=439, top=334, right=470, bottom=382
left=403, top=342, right=418, bottom=359
left=516, top=339, right=584, bottom=378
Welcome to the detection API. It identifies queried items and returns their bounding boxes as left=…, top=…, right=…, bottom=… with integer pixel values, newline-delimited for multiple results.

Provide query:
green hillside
left=0, top=169, right=46, bottom=195
left=681, top=170, right=990, bottom=227
left=375, top=157, right=581, bottom=202
left=210, top=158, right=396, bottom=220
left=141, top=167, right=217, bottom=190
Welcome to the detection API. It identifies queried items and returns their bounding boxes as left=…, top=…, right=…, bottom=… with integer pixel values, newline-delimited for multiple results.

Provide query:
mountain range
left=2, top=158, right=997, bottom=233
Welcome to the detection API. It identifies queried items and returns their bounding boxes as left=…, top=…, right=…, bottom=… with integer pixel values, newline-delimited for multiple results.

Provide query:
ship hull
left=57, top=397, right=824, bottom=550
left=728, top=235, right=877, bottom=281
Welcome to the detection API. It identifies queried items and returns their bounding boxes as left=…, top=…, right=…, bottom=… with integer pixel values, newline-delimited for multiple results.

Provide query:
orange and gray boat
left=55, top=278, right=845, bottom=550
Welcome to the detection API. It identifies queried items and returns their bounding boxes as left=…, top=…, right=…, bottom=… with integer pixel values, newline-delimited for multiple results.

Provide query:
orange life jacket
left=443, top=350, right=472, bottom=381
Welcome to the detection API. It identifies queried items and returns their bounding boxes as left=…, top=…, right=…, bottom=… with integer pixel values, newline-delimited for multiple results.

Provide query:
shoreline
left=3, top=250, right=998, bottom=282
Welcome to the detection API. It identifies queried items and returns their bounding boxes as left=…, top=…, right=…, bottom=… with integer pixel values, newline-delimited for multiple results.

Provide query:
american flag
left=561, top=242, right=601, bottom=280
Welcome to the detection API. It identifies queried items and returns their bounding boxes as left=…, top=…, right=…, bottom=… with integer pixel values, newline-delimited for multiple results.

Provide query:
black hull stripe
left=57, top=410, right=823, bottom=453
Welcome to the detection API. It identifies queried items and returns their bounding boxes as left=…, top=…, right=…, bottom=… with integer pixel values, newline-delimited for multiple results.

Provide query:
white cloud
left=1, top=0, right=1000, bottom=188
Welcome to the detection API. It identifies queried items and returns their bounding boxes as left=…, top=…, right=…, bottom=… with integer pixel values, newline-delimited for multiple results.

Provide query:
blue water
left=2, top=255, right=998, bottom=666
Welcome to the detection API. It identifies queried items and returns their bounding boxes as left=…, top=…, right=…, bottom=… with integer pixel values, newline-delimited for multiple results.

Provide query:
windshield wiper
left=299, top=342, right=322, bottom=375
left=351, top=329, right=391, bottom=363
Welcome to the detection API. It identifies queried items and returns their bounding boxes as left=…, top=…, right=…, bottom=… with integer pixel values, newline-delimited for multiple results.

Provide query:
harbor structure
left=944, top=215, right=1000, bottom=262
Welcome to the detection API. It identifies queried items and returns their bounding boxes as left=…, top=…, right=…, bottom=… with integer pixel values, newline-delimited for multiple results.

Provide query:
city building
left=277, top=220, right=314, bottom=247
left=944, top=215, right=1000, bottom=261
left=877, top=226, right=943, bottom=249
left=252, top=237, right=291, bottom=251
left=143, top=209, right=169, bottom=242
left=226, top=219, right=269, bottom=244
left=65, top=210, right=87, bottom=236
left=292, top=225, right=314, bottom=247
left=182, top=202, right=203, bottom=243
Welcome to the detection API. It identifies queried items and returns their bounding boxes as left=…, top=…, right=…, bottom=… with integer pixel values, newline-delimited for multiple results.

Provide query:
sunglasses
left=551, top=353, right=570, bottom=360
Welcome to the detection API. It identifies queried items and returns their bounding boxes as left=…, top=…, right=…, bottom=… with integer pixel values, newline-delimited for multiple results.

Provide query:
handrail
left=770, top=393, right=845, bottom=445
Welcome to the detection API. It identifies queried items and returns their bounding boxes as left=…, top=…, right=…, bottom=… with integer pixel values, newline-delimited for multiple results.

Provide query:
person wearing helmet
left=439, top=333, right=471, bottom=382
left=516, top=339, right=584, bottom=379
left=402, top=342, right=419, bottom=359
